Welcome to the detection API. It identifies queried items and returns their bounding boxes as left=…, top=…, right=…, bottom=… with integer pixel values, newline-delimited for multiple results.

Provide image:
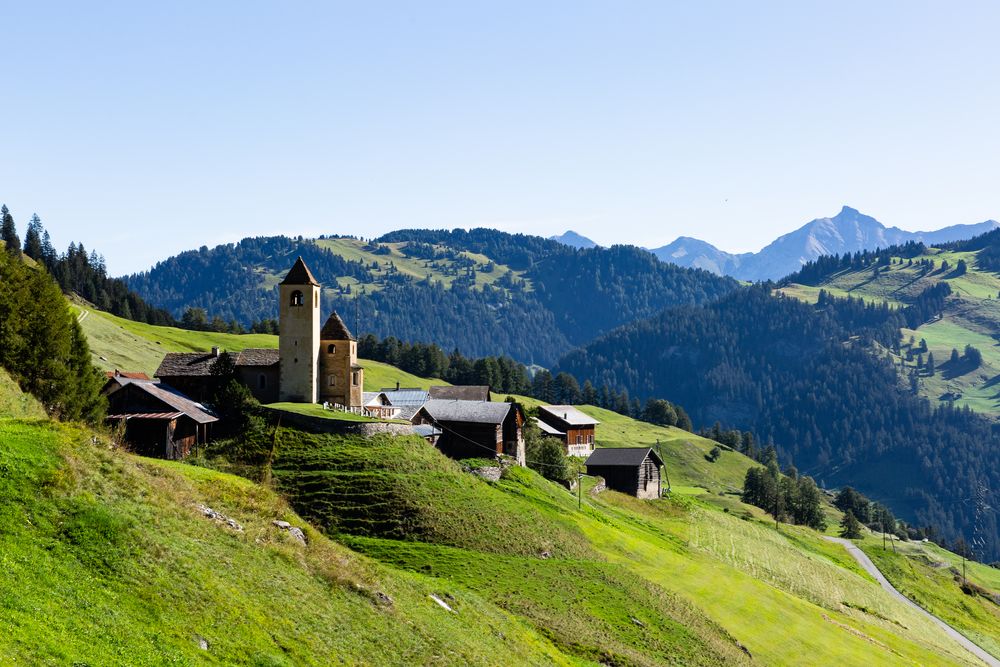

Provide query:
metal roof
left=418, top=399, right=514, bottom=425
left=585, top=447, right=662, bottom=468
left=107, top=411, right=185, bottom=421
left=535, top=418, right=565, bottom=436
left=379, top=389, right=430, bottom=407
left=538, top=405, right=600, bottom=427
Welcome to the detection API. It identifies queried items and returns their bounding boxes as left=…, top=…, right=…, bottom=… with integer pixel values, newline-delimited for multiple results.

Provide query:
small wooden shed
left=585, top=447, right=664, bottom=499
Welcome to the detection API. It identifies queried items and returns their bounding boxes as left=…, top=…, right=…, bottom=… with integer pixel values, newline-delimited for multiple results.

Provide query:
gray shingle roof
left=114, top=378, right=218, bottom=424
left=535, top=418, right=565, bottom=436
left=156, top=349, right=277, bottom=377
left=321, top=311, right=354, bottom=341
left=428, top=385, right=491, bottom=401
left=538, top=405, right=600, bottom=427
left=418, top=399, right=513, bottom=425
left=585, top=447, right=662, bottom=468
left=236, top=348, right=279, bottom=366
left=281, top=256, right=320, bottom=286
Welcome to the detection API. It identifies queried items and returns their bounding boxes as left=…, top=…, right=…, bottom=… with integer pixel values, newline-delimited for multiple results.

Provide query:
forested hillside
left=124, top=230, right=737, bottom=364
left=555, top=286, right=1000, bottom=561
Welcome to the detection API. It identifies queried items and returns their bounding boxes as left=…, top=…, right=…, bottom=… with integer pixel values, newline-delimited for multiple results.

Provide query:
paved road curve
left=824, top=536, right=1000, bottom=667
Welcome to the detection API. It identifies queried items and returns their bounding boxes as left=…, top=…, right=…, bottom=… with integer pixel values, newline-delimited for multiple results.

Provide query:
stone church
left=155, top=257, right=363, bottom=407
left=278, top=256, right=363, bottom=406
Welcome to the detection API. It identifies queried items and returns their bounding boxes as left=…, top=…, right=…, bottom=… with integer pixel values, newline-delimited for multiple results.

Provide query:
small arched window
left=327, top=344, right=336, bottom=354
left=290, top=290, right=304, bottom=307
left=258, top=374, right=267, bottom=389
left=328, top=375, right=336, bottom=387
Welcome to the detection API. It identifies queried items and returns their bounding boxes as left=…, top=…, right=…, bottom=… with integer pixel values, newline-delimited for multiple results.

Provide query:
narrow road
left=824, top=536, right=999, bottom=667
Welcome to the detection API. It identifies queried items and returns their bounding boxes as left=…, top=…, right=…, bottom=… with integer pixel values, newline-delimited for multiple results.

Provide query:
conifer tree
left=22, top=213, right=43, bottom=259
left=1, top=205, right=19, bottom=254
left=840, top=510, right=863, bottom=539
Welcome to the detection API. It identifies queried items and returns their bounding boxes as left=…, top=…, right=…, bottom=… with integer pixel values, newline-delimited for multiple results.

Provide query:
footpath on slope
left=824, top=536, right=1000, bottom=667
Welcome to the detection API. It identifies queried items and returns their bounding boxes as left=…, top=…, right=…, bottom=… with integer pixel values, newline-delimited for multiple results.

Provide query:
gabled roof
left=417, top=399, right=515, bottom=425
left=321, top=311, right=354, bottom=341
left=156, top=349, right=277, bottom=377
left=538, top=405, right=599, bottom=427
left=111, top=378, right=218, bottom=424
left=428, top=385, right=491, bottom=402
left=535, top=418, right=565, bottom=436
left=585, top=447, right=663, bottom=468
left=280, top=256, right=320, bottom=286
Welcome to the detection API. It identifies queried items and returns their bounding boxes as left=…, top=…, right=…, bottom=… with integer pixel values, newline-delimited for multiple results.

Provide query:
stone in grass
left=272, top=520, right=307, bottom=546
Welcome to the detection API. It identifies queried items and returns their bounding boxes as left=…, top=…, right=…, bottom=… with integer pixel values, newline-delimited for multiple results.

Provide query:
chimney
left=212, top=346, right=220, bottom=357
left=395, top=381, right=400, bottom=391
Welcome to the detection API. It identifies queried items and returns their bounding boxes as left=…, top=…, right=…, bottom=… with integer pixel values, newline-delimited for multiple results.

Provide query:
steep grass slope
left=0, top=417, right=575, bottom=665
left=0, top=367, right=45, bottom=418
left=266, top=428, right=993, bottom=666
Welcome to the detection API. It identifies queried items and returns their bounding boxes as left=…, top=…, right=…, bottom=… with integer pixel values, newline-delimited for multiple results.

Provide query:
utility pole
left=657, top=439, right=671, bottom=495
left=882, top=522, right=887, bottom=551
left=578, top=472, right=583, bottom=510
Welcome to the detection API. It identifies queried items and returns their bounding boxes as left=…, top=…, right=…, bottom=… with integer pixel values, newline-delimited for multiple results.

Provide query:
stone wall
left=262, top=406, right=415, bottom=437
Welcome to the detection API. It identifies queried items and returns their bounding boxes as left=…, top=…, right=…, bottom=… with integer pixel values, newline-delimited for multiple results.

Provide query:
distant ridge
left=649, top=206, right=1000, bottom=281
left=549, top=230, right=598, bottom=249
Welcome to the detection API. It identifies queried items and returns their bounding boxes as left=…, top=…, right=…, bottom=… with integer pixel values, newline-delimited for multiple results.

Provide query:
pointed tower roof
left=321, top=311, right=355, bottom=341
left=280, top=256, right=320, bottom=286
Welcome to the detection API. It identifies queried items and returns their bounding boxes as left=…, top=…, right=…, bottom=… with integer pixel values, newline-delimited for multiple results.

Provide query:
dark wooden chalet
left=104, top=378, right=218, bottom=460
left=536, top=405, right=600, bottom=457
left=155, top=347, right=279, bottom=403
left=412, top=399, right=525, bottom=465
left=428, top=385, right=492, bottom=402
left=585, top=447, right=664, bottom=499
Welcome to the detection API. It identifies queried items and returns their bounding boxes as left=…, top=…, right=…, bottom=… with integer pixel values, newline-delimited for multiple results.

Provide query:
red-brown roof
left=105, top=370, right=151, bottom=380
left=280, top=256, right=320, bottom=286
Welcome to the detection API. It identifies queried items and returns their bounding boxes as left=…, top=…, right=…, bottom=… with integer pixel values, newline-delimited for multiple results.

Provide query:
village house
left=103, top=377, right=218, bottom=460
left=536, top=405, right=599, bottom=457
left=585, top=447, right=663, bottom=499
left=156, top=347, right=279, bottom=403
left=412, top=399, right=526, bottom=465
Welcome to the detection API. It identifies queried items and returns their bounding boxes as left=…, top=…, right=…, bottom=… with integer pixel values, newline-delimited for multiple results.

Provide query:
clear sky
left=2, top=1, right=999, bottom=275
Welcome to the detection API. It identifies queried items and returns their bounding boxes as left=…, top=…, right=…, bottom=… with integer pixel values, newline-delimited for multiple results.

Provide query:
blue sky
left=2, top=1, right=999, bottom=274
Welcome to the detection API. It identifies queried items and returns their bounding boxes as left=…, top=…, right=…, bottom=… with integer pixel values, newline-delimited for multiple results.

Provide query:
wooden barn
left=536, top=405, right=599, bottom=457
left=104, top=378, right=218, bottom=460
left=412, top=399, right=525, bottom=465
left=585, top=447, right=664, bottom=499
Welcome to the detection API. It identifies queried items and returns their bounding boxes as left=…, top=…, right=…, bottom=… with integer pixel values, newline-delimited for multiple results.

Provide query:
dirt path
left=824, top=536, right=999, bottom=667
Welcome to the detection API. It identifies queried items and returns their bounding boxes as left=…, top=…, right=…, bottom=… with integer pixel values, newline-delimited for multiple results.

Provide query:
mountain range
left=641, top=206, right=1000, bottom=281
left=548, top=230, right=598, bottom=248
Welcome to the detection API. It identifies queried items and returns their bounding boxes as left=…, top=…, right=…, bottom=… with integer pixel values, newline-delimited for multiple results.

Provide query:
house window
left=290, top=290, right=304, bottom=307
left=588, top=434, right=594, bottom=445
left=577, top=435, right=583, bottom=444
left=327, top=344, right=336, bottom=354
left=328, top=375, right=336, bottom=387
left=258, top=374, right=267, bottom=389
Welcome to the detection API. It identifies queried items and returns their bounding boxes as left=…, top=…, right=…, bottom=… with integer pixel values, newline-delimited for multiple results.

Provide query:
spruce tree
left=1, top=205, right=19, bottom=254
left=840, top=510, right=863, bottom=539
left=22, top=213, right=43, bottom=260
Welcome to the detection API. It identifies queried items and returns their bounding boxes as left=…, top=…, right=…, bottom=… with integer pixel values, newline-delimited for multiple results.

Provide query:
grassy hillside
left=313, top=237, right=532, bottom=294
left=0, top=368, right=46, bottom=418
left=777, top=247, right=1000, bottom=416
left=0, top=417, right=578, bottom=665
left=265, top=428, right=992, bottom=665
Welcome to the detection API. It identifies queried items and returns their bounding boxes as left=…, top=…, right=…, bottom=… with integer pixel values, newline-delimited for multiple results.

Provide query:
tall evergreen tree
left=22, top=213, right=43, bottom=260
left=1, top=205, right=19, bottom=254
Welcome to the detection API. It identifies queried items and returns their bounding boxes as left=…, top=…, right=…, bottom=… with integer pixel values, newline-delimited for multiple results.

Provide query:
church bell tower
left=278, top=257, right=321, bottom=403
